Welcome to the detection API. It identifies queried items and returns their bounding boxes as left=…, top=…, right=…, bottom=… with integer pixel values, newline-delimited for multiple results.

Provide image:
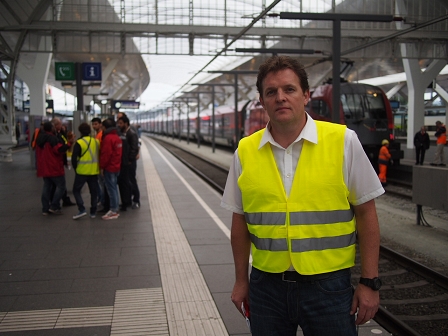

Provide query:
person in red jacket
left=36, top=121, right=74, bottom=215
left=431, top=121, right=447, bottom=166
left=99, top=118, right=122, bottom=220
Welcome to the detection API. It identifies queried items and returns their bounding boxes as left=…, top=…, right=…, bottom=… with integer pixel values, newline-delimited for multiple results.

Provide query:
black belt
left=256, top=268, right=350, bottom=283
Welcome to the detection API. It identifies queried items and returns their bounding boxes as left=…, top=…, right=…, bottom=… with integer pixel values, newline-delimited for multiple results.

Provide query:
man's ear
left=304, top=90, right=310, bottom=106
left=259, top=96, right=265, bottom=109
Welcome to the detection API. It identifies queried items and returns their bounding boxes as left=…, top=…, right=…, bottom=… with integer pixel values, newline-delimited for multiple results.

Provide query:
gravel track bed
left=406, top=320, right=448, bottom=336
left=386, top=300, right=448, bottom=316
left=381, top=284, right=446, bottom=300
left=379, top=191, right=448, bottom=277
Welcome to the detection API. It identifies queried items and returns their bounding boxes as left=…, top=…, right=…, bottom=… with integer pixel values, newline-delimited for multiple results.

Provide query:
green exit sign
left=55, top=62, right=75, bottom=80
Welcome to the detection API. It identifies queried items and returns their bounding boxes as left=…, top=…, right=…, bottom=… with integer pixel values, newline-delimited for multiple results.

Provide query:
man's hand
left=231, top=280, right=249, bottom=316
left=350, top=284, right=380, bottom=325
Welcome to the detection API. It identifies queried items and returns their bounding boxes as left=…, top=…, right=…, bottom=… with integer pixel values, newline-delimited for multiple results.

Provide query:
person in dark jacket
left=36, top=121, right=74, bottom=215
left=117, top=117, right=132, bottom=211
left=118, top=115, right=141, bottom=209
left=99, top=118, right=122, bottom=220
left=414, top=126, right=430, bottom=165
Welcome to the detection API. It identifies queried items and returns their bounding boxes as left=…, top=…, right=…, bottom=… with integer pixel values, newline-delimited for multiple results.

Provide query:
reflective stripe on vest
left=238, top=121, right=356, bottom=275
left=76, top=136, right=100, bottom=175
left=250, top=231, right=357, bottom=253
left=246, top=209, right=355, bottom=253
left=245, top=209, right=354, bottom=226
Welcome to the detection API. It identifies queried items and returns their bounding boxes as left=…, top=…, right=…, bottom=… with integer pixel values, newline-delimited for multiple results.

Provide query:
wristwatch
left=359, top=277, right=382, bottom=291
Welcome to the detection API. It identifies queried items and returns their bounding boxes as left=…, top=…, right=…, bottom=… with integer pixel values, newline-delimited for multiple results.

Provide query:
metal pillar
left=280, top=12, right=394, bottom=124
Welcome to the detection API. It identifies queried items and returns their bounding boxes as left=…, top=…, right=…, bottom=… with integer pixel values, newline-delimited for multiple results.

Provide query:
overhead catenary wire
left=165, top=0, right=282, bottom=103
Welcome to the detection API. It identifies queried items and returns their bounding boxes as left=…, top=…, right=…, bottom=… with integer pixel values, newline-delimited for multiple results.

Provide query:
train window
left=341, top=92, right=387, bottom=121
left=311, top=100, right=330, bottom=118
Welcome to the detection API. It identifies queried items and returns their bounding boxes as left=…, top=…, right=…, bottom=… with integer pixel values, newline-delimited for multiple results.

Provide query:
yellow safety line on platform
left=141, top=138, right=228, bottom=336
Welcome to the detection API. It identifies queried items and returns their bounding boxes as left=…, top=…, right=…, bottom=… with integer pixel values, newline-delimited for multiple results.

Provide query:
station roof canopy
left=1, top=0, right=448, bottom=107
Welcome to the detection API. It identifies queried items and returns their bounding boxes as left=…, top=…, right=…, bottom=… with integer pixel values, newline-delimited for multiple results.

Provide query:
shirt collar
left=258, top=113, right=318, bottom=150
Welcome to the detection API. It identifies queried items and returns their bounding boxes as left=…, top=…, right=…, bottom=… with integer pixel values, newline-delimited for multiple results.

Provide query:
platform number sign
left=55, top=62, right=75, bottom=80
left=82, top=62, right=102, bottom=81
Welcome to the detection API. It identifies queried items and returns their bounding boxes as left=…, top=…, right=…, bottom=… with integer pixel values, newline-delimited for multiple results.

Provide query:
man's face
left=92, top=121, right=101, bottom=131
left=117, top=120, right=126, bottom=132
left=53, top=121, right=62, bottom=132
left=259, top=68, right=310, bottom=128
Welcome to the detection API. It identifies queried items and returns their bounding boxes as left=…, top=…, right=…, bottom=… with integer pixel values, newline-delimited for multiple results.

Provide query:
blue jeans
left=129, top=160, right=140, bottom=204
left=97, top=173, right=105, bottom=205
left=42, top=176, right=66, bottom=212
left=103, top=171, right=119, bottom=212
left=249, top=267, right=356, bottom=336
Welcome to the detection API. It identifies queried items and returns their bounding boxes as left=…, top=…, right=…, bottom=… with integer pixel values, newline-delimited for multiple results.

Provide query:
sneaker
left=73, top=211, right=87, bottom=220
left=438, top=163, right=446, bottom=167
left=90, top=213, right=96, bottom=219
left=102, top=210, right=119, bottom=220
left=132, top=202, right=140, bottom=209
left=42, top=212, right=49, bottom=216
left=430, top=163, right=438, bottom=166
left=48, top=208, right=63, bottom=215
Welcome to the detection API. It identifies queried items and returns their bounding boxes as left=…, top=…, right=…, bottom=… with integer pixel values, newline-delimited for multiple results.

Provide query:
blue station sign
left=82, top=62, right=102, bottom=81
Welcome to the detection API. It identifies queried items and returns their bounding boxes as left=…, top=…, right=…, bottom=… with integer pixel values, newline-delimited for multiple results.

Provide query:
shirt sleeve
left=344, top=129, right=385, bottom=205
left=220, top=149, right=244, bottom=214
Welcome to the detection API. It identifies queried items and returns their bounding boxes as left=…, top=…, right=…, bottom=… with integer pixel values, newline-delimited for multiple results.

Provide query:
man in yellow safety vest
left=71, top=122, right=100, bottom=219
left=221, top=56, right=384, bottom=336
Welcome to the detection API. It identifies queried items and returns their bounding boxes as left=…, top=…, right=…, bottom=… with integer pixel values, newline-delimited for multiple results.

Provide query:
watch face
left=373, top=278, right=382, bottom=290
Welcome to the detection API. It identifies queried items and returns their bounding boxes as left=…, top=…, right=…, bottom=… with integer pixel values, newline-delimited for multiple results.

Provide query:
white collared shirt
left=221, top=113, right=384, bottom=215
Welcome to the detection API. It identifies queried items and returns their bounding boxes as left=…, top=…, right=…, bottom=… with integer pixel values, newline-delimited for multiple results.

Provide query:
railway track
left=151, top=136, right=448, bottom=336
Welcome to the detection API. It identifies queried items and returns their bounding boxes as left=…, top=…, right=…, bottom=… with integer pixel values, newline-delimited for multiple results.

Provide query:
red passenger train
left=141, top=82, right=402, bottom=163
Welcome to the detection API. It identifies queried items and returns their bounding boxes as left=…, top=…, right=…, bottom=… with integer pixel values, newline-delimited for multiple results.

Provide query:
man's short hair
left=78, top=122, right=91, bottom=136
left=91, top=117, right=101, bottom=124
left=436, top=121, right=442, bottom=125
left=51, top=117, right=61, bottom=125
left=118, top=115, right=130, bottom=125
left=43, top=121, right=53, bottom=132
left=102, top=118, right=116, bottom=129
left=256, top=56, right=309, bottom=96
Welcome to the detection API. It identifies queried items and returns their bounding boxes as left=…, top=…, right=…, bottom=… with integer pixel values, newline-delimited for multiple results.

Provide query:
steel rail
left=380, top=245, right=448, bottom=290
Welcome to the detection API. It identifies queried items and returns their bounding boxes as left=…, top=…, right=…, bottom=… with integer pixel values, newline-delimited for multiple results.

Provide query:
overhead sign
left=82, top=62, right=102, bottom=81
left=55, top=62, right=75, bottom=80
left=389, top=100, right=400, bottom=109
left=23, top=100, right=30, bottom=111
left=112, top=100, right=140, bottom=109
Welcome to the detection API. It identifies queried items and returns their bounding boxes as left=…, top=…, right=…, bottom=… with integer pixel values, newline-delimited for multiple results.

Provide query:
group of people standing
left=35, top=113, right=140, bottom=220
left=378, top=120, right=446, bottom=186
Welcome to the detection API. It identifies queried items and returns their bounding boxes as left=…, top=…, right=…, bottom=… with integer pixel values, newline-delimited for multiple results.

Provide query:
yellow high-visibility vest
left=237, top=121, right=356, bottom=275
left=75, top=136, right=100, bottom=175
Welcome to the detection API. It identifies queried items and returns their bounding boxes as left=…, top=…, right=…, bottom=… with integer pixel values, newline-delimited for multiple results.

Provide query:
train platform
left=1, top=135, right=446, bottom=336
